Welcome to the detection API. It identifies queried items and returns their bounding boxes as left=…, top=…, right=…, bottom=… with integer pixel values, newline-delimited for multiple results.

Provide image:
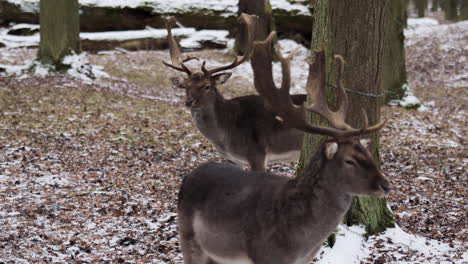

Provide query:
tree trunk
left=383, top=0, right=408, bottom=103
left=237, top=0, right=272, bottom=54
left=461, top=0, right=468, bottom=20
left=297, top=0, right=395, bottom=236
left=444, top=0, right=459, bottom=21
left=414, top=0, right=428, bottom=17
left=38, top=0, right=80, bottom=68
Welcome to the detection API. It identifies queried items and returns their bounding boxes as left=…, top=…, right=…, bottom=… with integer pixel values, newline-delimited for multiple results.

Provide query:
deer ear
left=213, top=73, right=232, bottom=85
left=170, top=77, right=185, bottom=89
left=360, top=139, right=371, bottom=149
left=324, top=142, right=338, bottom=160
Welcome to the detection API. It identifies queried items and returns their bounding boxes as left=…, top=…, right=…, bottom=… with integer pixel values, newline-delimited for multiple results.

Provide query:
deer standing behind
left=162, top=14, right=306, bottom=171
left=177, top=32, right=391, bottom=264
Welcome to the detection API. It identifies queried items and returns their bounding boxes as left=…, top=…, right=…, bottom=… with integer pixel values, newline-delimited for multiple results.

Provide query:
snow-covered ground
left=405, top=18, right=468, bottom=88
left=5, top=0, right=310, bottom=16
left=0, top=14, right=467, bottom=264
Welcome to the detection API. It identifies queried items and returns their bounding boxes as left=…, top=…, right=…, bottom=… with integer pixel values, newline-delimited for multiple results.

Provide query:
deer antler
left=251, top=32, right=385, bottom=139
left=202, top=13, right=258, bottom=76
left=161, top=16, right=197, bottom=76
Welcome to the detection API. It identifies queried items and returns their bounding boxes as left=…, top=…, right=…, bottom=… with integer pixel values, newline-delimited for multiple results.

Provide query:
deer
left=177, top=31, right=391, bottom=264
left=162, top=14, right=307, bottom=171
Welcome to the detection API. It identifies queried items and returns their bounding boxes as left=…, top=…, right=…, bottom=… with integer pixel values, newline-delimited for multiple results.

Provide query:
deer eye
left=204, top=85, right=211, bottom=91
left=345, top=159, right=356, bottom=166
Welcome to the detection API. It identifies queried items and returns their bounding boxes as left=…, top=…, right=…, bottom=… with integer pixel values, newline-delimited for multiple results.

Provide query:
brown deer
left=162, top=14, right=306, bottom=171
left=177, top=32, right=390, bottom=264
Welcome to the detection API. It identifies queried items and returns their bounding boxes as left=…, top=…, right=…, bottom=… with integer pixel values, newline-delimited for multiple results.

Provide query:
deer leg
left=180, top=232, right=211, bottom=264
left=248, top=154, right=267, bottom=171
left=178, top=208, right=211, bottom=264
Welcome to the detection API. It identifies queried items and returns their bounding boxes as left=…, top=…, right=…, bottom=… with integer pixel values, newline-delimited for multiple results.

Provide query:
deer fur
left=178, top=139, right=390, bottom=264
left=163, top=14, right=306, bottom=171
left=171, top=72, right=306, bottom=171
left=177, top=30, right=391, bottom=264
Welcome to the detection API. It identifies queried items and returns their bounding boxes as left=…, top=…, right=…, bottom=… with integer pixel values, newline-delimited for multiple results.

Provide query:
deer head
left=251, top=32, right=389, bottom=196
left=162, top=14, right=258, bottom=108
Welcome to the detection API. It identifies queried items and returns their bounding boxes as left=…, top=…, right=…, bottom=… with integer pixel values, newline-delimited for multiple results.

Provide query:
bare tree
left=38, top=0, right=80, bottom=69
left=299, top=0, right=395, bottom=236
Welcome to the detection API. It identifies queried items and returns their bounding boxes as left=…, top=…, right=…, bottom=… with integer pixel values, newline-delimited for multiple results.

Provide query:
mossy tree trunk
left=297, top=0, right=395, bottom=236
left=237, top=0, right=272, bottom=55
left=38, top=0, right=80, bottom=68
left=383, top=0, right=408, bottom=103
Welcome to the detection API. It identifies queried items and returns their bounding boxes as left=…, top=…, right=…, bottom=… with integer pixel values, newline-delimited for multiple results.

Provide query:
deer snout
left=380, top=181, right=391, bottom=194
left=377, top=176, right=391, bottom=196
left=185, top=99, right=195, bottom=107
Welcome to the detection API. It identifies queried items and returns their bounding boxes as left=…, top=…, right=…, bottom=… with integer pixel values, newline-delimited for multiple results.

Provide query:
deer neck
left=190, top=90, right=228, bottom=145
left=275, top=156, right=352, bottom=251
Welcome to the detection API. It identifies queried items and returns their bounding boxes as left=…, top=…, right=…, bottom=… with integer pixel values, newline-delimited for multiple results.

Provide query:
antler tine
left=253, top=37, right=386, bottom=139
left=275, top=43, right=301, bottom=98
left=304, top=51, right=352, bottom=130
left=333, top=55, right=349, bottom=121
left=205, top=13, right=259, bottom=75
left=161, top=16, right=192, bottom=76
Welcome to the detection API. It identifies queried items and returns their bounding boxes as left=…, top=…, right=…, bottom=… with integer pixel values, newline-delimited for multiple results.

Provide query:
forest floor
left=0, top=20, right=467, bottom=263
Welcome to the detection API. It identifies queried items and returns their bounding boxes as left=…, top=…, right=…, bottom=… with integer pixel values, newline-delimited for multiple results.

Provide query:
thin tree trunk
left=297, top=0, right=395, bottom=235
left=414, top=0, right=428, bottom=17
left=38, top=0, right=80, bottom=68
left=461, top=0, right=468, bottom=20
left=444, top=0, right=459, bottom=21
left=237, top=0, right=272, bottom=55
left=383, top=0, right=408, bottom=103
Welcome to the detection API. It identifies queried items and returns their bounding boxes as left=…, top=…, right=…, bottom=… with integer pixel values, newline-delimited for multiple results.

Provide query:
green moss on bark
left=383, top=0, right=407, bottom=103
left=38, top=0, right=80, bottom=69
left=298, top=0, right=395, bottom=237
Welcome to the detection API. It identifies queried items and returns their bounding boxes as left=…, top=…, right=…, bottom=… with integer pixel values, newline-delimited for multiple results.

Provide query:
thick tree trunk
left=383, top=0, right=408, bottom=103
left=237, top=0, right=272, bottom=54
left=297, top=0, right=395, bottom=235
left=38, top=0, right=80, bottom=68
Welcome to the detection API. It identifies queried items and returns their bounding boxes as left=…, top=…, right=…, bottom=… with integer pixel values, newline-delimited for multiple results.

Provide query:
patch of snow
left=406, top=17, right=439, bottom=30
left=180, top=30, right=229, bottom=50
left=389, top=84, right=425, bottom=111
left=5, top=0, right=311, bottom=16
left=315, top=224, right=467, bottom=263
left=81, top=27, right=196, bottom=41
left=63, top=52, right=110, bottom=82
left=405, top=19, right=468, bottom=88
left=317, top=225, right=366, bottom=264
left=34, top=173, right=70, bottom=187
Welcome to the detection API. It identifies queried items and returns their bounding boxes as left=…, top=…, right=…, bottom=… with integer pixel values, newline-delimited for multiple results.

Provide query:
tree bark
left=237, top=0, right=272, bottom=54
left=383, top=0, right=408, bottom=103
left=461, top=0, right=468, bottom=20
left=297, top=0, right=395, bottom=235
left=444, top=0, right=459, bottom=21
left=38, top=0, right=80, bottom=68
left=414, top=0, right=428, bottom=17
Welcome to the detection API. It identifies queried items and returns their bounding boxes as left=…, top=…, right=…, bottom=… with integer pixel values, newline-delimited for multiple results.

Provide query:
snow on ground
left=0, top=14, right=466, bottom=264
left=405, top=18, right=468, bottom=88
left=0, top=24, right=199, bottom=48
left=5, top=0, right=310, bottom=16
left=315, top=224, right=467, bottom=264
